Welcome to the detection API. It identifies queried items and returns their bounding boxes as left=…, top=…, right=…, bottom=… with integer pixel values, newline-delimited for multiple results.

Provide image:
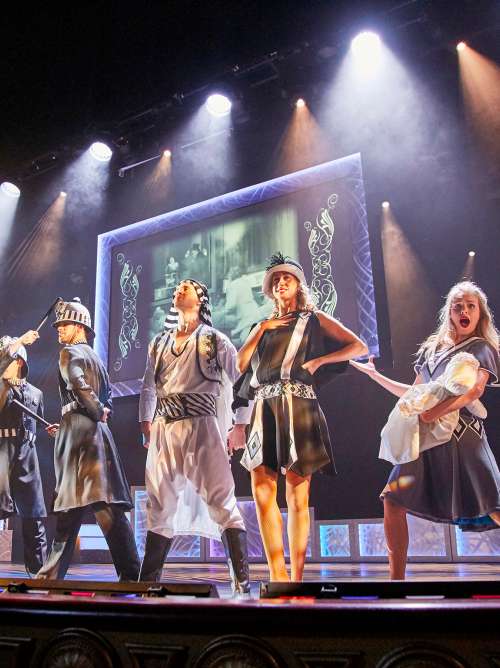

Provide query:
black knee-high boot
left=102, top=509, right=141, bottom=581
left=221, top=528, right=251, bottom=595
left=36, top=509, right=83, bottom=580
left=139, top=531, right=172, bottom=582
left=22, top=518, right=47, bottom=577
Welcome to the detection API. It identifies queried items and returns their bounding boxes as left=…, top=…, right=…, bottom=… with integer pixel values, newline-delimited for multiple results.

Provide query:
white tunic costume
left=139, top=324, right=245, bottom=540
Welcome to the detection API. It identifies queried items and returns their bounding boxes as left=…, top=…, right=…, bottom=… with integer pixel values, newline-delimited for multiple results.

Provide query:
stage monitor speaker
left=260, top=579, right=500, bottom=599
left=0, top=578, right=219, bottom=598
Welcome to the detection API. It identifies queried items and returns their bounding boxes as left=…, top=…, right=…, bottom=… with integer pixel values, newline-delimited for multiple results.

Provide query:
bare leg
left=383, top=497, right=409, bottom=580
left=285, top=470, right=311, bottom=582
left=489, top=511, right=500, bottom=526
left=251, top=466, right=288, bottom=582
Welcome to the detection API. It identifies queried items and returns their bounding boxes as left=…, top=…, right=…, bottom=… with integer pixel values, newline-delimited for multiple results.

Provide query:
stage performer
left=0, top=330, right=47, bottom=576
left=37, top=298, right=140, bottom=580
left=138, top=279, right=250, bottom=595
left=351, top=281, right=500, bottom=579
left=229, top=253, right=367, bottom=582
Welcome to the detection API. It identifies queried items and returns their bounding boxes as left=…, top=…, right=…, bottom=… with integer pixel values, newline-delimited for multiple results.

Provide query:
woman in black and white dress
left=231, top=254, right=367, bottom=582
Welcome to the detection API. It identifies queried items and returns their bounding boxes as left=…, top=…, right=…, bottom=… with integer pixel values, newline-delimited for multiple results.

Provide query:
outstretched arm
left=0, top=330, right=39, bottom=376
left=350, top=356, right=422, bottom=397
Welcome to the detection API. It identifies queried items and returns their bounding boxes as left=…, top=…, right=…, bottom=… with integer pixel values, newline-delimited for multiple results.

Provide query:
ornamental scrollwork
left=304, top=194, right=338, bottom=315
left=114, top=253, right=141, bottom=371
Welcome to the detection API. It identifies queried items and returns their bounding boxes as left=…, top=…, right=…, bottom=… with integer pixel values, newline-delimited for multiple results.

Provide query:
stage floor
left=1, top=561, right=499, bottom=598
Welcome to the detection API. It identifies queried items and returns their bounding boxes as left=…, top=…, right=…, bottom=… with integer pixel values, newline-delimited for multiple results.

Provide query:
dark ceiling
left=2, top=0, right=499, bottom=179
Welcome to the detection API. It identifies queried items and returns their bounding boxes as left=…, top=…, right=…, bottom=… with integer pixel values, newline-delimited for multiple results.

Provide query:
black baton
left=36, top=297, right=64, bottom=332
left=11, top=398, right=52, bottom=428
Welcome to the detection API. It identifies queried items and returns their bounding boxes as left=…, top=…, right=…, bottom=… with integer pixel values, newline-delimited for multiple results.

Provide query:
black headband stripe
left=163, top=280, right=212, bottom=330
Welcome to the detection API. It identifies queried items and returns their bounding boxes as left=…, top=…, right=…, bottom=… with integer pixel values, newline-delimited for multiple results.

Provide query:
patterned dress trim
left=254, top=380, right=317, bottom=401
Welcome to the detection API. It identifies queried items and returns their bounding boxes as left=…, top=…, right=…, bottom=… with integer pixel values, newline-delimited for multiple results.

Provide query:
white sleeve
left=138, top=338, right=158, bottom=422
left=234, top=402, right=254, bottom=424
left=217, top=333, right=238, bottom=384
left=215, top=331, right=256, bottom=424
left=216, top=368, right=234, bottom=444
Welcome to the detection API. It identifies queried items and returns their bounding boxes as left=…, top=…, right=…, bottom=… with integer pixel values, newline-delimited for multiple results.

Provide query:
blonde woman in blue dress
left=352, top=281, right=500, bottom=579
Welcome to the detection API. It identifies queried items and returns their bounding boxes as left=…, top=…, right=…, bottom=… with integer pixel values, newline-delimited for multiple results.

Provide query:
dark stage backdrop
left=95, top=154, right=379, bottom=396
left=96, top=153, right=394, bottom=519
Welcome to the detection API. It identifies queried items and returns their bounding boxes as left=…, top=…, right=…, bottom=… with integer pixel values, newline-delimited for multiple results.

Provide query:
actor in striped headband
left=139, top=275, right=251, bottom=594
left=164, top=279, right=212, bottom=331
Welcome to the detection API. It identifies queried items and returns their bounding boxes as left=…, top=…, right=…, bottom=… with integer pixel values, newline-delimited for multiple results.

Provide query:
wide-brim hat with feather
left=52, top=298, right=95, bottom=336
left=164, top=279, right=212, bottom=330
left=262, top=252, right=307, bottom=299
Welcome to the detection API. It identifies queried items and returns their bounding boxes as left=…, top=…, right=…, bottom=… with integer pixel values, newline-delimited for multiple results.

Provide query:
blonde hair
left=270, top=281, right=316, bottom=317
left=417, top=281, right=499, bottom=360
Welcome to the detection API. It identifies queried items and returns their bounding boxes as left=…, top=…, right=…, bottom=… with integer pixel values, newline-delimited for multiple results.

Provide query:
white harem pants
left=145, top=415, right=245, bottom=540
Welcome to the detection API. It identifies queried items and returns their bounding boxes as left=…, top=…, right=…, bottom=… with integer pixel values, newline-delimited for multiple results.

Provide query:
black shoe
left=139, top=531, right=172, bottom=582
left=221, top=528, right=251, bottom=596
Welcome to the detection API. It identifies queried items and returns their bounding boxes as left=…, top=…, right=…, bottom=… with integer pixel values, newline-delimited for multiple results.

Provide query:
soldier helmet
left=52, top=298, right=95, bottom=336
left=0, top=336, right=29, bottom=378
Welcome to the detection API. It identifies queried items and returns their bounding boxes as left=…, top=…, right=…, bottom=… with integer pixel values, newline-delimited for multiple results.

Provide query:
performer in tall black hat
left=230, top=253, right=367, bottom=582
left=0, top=330, right=47, bottom=576
left=139, top=279, right=251, bottom=595
left=37, top=298, right=140, bottom=580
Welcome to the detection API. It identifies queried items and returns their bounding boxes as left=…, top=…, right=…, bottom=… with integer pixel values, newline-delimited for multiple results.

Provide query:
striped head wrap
left=164, top=279, right=212, bottom=331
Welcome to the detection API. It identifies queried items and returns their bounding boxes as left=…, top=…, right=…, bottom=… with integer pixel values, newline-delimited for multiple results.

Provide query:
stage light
left=6, top=193, right=66, bottom=284
left=1, top=182, right=21, bottom=199
left=89, top=142, right=113, bottom=162
left=60, top=191, right=67, bottom=198
left=462, top=250, right=475, bottom=280
left=457, top=42, right=466, bottom=52
left=296, top=98, right=306, bottom=109
left=381, top=203, right=441, bottom=369
left=206, top=93, right=232, bottom=117
left=351, top=31, right=381, bottom=59
left=459, top=44, right=500, bottom=166
left=163, top=149, right=172, bottom=158
left=274, top=100, right=329, bottom=174
left=382, top=200, right=390, bottom=209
